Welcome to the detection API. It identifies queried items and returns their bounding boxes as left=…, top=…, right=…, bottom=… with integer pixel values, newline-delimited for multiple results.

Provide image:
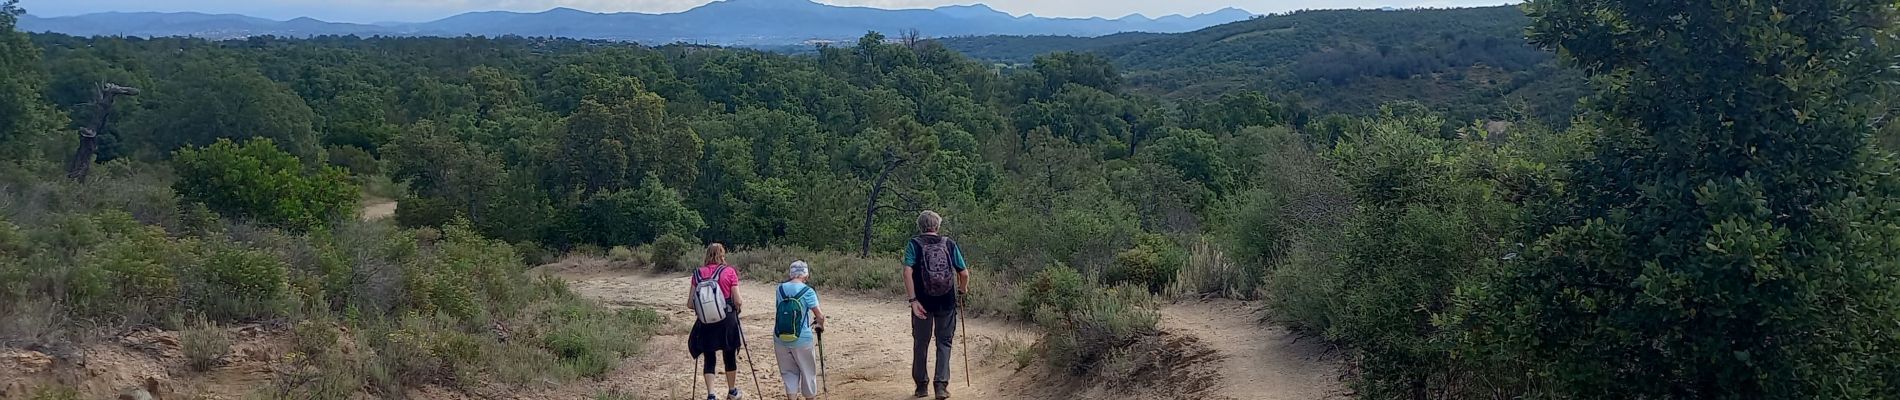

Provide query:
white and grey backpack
left=692, top=266, right=731, bottom=324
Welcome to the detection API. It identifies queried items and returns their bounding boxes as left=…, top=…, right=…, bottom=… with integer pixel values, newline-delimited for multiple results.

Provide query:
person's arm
left=724, top=269, right=742, bottom=312
left=903, top=239, right=927, bottom=319
left=905, top=266, right=926, bottom=319
left=954, top=241, right=971, bottom=293
left=807, top=289, right=827, bottom=331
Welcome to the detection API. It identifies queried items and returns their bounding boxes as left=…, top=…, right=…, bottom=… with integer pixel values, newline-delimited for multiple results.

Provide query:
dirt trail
left=550, top=265, right=1045, bottom=400
left=1160, top=299, right=1346, bottom=400
left=546, top=262, right=1346, bottom=400
left=359, top=199, right=397, bottom=221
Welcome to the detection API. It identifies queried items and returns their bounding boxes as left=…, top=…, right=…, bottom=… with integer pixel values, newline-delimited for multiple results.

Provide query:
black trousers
left=911, top=308, right=957, bottom=385
left=701, top=348, right=737, bottom=374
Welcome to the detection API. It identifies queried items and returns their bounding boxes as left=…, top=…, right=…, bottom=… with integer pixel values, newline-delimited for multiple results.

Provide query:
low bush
left=292, top=319, right=339, bottom=357
left=189, top=242, right=292, bottom=321
left=25, top=385, right=80, bottom=400
left=726, top=247, right=904, bottom=296
left=648, top=233, right=691, bottom=272
left=529, top=296, right=663, bottom=378
left=606, top=245, right=636, bottom=262
left=181, top=315, right=231, bottom=372
left=1019, top=265, right=1160, bottom=375
left=1018, top=265, right=1087, bottom=319
left=325, top=145, right=379, bottom=176
left=1103, top=234, right=1185, bottom=294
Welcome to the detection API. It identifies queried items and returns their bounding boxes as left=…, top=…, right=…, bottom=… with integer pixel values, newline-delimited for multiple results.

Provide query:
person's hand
left=910, top=301, right=928, bottom=319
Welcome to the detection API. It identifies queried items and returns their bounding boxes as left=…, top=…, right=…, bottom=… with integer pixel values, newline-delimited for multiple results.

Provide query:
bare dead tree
left=66, top=82, right=140, bottom=181
left=860, top=150, right=909, bottom=258
left=901, top=28, right=923, bottom=49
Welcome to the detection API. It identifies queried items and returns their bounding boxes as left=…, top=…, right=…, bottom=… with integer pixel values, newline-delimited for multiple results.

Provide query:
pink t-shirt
left=695, top=264, right=740, bottom=297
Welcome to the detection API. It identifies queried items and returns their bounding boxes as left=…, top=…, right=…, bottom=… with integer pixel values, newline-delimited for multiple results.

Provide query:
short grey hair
left=788, top=260, right=810, bottom=280
left=918, top=210, right=942, bottom=233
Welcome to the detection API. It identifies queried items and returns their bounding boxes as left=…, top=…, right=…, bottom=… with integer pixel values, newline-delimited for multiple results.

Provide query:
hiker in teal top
left=904, top=210, right=969, bottom=400
left=773, top=260, right=826, bottom=400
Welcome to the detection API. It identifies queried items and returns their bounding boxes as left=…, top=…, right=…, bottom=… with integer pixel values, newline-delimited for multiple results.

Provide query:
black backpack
left=911, top=235, right=956, bottom=297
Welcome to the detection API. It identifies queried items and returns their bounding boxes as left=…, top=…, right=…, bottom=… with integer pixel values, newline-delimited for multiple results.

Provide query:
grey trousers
left=911, top=308, right=957, bottom=385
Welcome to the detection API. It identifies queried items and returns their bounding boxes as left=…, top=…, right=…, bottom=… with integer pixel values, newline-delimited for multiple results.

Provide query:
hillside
left=939, top=6, right=1589, bottom=126
left=18, top=0, right=1253, bottom=45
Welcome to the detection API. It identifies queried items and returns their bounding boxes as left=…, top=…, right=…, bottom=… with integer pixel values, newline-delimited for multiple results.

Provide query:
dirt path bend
left=1160, top=299, right=1347, bottom=400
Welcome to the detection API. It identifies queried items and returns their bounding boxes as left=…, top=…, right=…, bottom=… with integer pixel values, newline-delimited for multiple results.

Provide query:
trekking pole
left=691, top=353, right=700, bottom=400
left=739, top=325, right=768, bottom=399
left=959, top=309, right=971, bottom=388
left=817, top=329, right=829, bottom=398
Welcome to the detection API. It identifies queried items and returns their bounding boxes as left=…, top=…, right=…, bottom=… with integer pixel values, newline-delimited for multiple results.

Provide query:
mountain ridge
left=19, top=1, right=1254, bottom=45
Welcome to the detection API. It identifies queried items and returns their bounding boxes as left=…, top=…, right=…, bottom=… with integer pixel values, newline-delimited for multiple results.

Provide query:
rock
left=4, top=350, right=54, bottom=374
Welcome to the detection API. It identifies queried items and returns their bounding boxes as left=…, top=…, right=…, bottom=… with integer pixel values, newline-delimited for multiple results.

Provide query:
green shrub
left=607, top=245, right=635, bottom=261
left=1103, top=234, right=1184, bottom=294
left=1261, top=239, right=1344, bottom=334
left=1026, top=277, right=1159, bottom=375
left=576, top=175, right=705, bottom=246
left=649, top=234, right=691, bottom=272
left=25, top=385, right=80, bottom=400
left=190, top=243, right=291, bottom=321
left=293, top=319, right=339, bottom=357
left=325, top=145, right=379, bottom=176
left=1017, top=264, right=1087, bottom=320
left=182, top=315, right=231, bottom=372
left=530, top=297, right=663, bottom=378
left=373, top=324, right=450, bottom=386
left=594, top=389, right=638, bottom=400
left=172, top=138, right=359, bottom=232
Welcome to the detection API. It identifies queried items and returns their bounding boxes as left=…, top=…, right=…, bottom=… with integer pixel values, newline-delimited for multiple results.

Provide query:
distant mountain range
left=18, top=0, right=1255, bottom=45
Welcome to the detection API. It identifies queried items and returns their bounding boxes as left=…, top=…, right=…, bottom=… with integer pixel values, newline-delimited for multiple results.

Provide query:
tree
left=559, top=76, right=701, bottom=194
left=1030, top=52, right=1121, bottom=99
left=578, top=174, right=705, bottom=246
left=382, top=121, right=505, bottom=229
left=1477, top=0, right=1900, bottom=397
left=0, top=0, right=60, bottom=160
left=172, top=138, right=357, bottom=232
left=134, top=56, right=321, bottom=159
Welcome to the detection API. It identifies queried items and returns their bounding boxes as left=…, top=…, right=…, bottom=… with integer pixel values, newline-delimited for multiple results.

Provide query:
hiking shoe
left=913, top=382, right=928, bottom=398
left=727, top=388, right=742, bottom=400
left=705, top=394, right=717, bottom=400
left=934, top=382, right=950, bottom=399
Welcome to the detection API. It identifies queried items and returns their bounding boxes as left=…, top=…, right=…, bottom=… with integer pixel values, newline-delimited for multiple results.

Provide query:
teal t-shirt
left=774, top=281, right=821, bottom=348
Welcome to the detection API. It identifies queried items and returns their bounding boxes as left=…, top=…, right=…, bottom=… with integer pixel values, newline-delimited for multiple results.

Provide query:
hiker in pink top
left=688, top=243, right=744, bottom=400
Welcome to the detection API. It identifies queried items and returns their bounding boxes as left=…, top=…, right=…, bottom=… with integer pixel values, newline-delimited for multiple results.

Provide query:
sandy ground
left=1160, top=299, right=1347, bottom=400
left=359, top=199, right=397, bottom=221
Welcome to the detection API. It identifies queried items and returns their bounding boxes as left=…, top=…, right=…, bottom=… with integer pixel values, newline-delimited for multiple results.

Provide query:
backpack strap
left=780, top=285, right=812, bottom=300
left=907, top=236, right=924, bottom=268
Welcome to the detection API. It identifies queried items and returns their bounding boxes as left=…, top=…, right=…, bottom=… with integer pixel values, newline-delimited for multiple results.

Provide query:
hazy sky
left=22, top=0, right=1512, bottom=23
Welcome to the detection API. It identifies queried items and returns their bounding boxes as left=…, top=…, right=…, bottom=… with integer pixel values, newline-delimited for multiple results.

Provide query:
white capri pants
left=774, top=344, right=820, bottom=398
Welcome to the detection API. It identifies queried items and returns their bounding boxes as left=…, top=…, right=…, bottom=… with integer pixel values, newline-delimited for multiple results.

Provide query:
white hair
left=788, top=260, right=811, bottom=280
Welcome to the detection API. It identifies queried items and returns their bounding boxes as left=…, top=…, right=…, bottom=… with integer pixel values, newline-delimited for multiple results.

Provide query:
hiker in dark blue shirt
left=902, top=210, right=968, bottom=400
